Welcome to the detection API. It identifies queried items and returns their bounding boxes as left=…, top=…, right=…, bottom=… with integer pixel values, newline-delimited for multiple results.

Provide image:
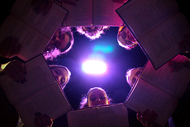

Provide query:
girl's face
left=128, top=68, right=142, bottom=88
left=51, top=67, right=69, bottom=89
left=87, top=89, right=109, bottom=107
left=118, top=26, right=138, bottom=49
left=49, top=32, right=70, bottom=51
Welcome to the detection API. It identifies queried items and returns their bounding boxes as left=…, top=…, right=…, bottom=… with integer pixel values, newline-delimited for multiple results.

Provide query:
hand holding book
left=2, top=59, right=26, bottom=83
left=168, top=54, right=190, bottom=71
left=35, top=112, right=53, bottom=127
left=136, top=109, right=159, bottom=127
left=125, top=54, right=190, bottom=126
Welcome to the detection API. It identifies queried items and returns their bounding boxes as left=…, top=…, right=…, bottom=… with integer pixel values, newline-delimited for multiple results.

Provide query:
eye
left=132, top=77, right=136, bottom=84
left=54, top=70, right=59, bottom=75
left=90, top=98, right=96, bottom=101
left=60, top=33, right=65, bottom=40
left=125, top=40, right=133, bottom=45
left=135, top=71, right=141, bottom=76
left=99, top=96, right=105, bottom=100
left=60, top=77, right=65, bottom=85
left=121, top=31, right=126, bottom=40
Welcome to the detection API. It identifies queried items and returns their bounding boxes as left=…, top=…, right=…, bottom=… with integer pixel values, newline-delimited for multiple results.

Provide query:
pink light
left=82, top=60, right=107, bottom=74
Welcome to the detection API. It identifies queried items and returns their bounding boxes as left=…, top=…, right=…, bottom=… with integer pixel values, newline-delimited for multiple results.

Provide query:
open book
left=62, top=0, right=122, bottom=26
left=0, top=55, right=72, bottom=127
left=0, top=0, right=68, bottom=61
left=67, top=103, right=129, bottom=127
left=116, top=0, right=190, bottom=69
left=124, top=60, right=190, bottom=126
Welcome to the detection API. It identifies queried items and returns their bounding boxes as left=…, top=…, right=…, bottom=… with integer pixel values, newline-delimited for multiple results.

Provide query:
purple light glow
left=82, top=60, right=107, bottom=75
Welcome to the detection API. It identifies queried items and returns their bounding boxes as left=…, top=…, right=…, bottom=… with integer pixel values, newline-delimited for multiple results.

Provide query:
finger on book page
left=140, top=109, right=150, bottom=125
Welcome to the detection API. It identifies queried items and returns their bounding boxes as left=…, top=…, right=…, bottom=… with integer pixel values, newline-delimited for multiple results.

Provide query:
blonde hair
left=117, top=25, right=138, bottom=50
left=79, top=87, right=111, bottom=109
left=126, top=67, right=142, bottom=87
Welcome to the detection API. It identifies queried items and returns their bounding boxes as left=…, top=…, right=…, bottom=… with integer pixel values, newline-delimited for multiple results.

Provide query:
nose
left=96, top=98, right=101, bottom=102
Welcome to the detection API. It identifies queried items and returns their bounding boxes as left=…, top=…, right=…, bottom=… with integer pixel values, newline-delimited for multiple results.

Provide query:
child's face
left=118, top=26, right=138, bottom=49
left=49, top=32, right=70, bottom=51
left=88, top=89, right=109, bottom=107
left=51, top=67, right=69, bottom=89
left=128, top=68, right=142, bottom=88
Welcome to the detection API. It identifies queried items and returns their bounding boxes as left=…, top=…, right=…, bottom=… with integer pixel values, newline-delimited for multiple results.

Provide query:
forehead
left=52, top=67, right=68, bottom=75
left=131, top=68, right=141, bottom=76
left=89, top=89, right=105, bottom=97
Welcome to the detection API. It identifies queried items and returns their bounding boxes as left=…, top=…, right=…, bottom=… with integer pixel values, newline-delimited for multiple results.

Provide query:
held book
left=62, top=0, right=123, bottom=27
left=0, top=0, right=68, bottom=61
left=0, top=55, right=72, bottom=127
left=116, top=0, right=190, bottom=69
left=67, top=103, right=129, bottom=127
left=124, top=60, right=190, bottom=126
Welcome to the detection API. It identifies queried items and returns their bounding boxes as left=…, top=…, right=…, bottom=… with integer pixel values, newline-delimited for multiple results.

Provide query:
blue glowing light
left=82, top=60, right=107, bottom=74
left=93, top=45, right=114, bottom=53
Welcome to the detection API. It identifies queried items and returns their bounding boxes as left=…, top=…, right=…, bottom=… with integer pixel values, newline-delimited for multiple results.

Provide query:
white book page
left=0, top=55, right=55, bottom=105
left=97, top=103, right=129, bottom=127
left=0, top=15, right=49, bottom=61
left=124, top=79, right=178, bottom=126
left=15, top=82, right=71, bottom=127
left=11, top=0, right=67, bottom=38
left=116, top=0, right=179, bottom=39
left=92, top=0, right=122, bottom=26
left=141, top=61, right=190, bottom=98
left=62, top=0, right=92, bottom=26
left=139, top=13, right=190, bottom=69
left=67, top=107, right=98, bottom=127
